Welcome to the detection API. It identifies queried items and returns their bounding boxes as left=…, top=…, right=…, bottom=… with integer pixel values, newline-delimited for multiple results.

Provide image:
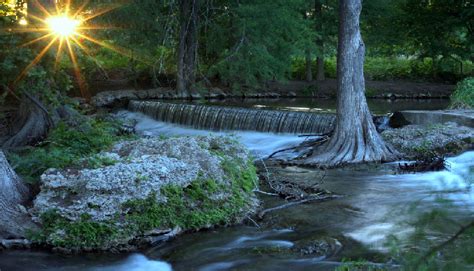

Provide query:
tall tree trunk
left=316, top=56, right=325, bottom=81
left=315, top=0, right=325, bottom=81
left=0, top=151, right=36, bottom=239
left=302, top=0, right=397, bottom=167
left=305, top=48, right=313, bottom=81
left=177, top=0, right=200, bottom=97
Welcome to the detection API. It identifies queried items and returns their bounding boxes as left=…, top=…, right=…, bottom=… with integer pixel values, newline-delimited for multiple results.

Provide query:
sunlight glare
left=46, top=15, right=80, bottom=37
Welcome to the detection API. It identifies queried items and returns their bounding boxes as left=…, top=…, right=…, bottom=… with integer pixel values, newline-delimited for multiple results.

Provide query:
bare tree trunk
left=301, top=0, right=397, bottom=167
left=315, top=0, right=325, bottom=81
left=0, top=151, right=35, bottom=239
left=177, top=0, right=200, bottom=97
left=316, top=56, right=325, bottom=81
left=305, top=48, right=313, bottom=82
left=2, top=95, right=52, bottom=148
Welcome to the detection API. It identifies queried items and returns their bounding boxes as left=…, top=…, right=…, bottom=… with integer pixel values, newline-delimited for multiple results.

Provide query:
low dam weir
left=128, top=100, right=336, bottom=134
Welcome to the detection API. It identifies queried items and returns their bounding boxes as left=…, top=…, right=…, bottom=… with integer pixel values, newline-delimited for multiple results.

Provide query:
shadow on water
left=185, top=98, right=450, bottom=115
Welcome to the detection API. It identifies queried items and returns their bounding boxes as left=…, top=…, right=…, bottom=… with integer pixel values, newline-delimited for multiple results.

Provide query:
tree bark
left=305, top=48, right=313, bottom=81
left=315, top=0, right=325, bottom=81
left=0, top=151, right=35, bottom=239
left=316, top=56, right=325, bottom=81
left=301, top=0, right=397, bottom=167
left=2, top=93, right=53, bottom=148
left=177, top=0, right=200, bottom=97
left=2, top=95, right=52, bottom=148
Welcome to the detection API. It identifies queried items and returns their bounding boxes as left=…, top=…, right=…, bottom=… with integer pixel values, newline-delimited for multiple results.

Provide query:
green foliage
left=387, top=210, right=474, bottom=271
left=450, top=77, right=474, bottom=109
left=124, top=158, right=257, bottom=233
left=8, top=118, right=129, bottom=183
left=205, top=0, right=309, bottom=90
left=291, top=56, right=471, bottom=82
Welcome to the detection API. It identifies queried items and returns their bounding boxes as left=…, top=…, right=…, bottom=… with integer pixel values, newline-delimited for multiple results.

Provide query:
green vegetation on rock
left=30, top=146, right=258, bottom=251
left=7, top=118, right=132, bottom=183
left=28, top=211, right=121, bottom=250
left=450, top=77, right=474, bottom=109
left=123, top=158, right=257, bottom=233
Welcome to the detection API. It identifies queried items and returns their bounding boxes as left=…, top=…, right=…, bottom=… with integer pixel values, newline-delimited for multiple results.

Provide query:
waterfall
left=128, top=100, right=335, bottom=134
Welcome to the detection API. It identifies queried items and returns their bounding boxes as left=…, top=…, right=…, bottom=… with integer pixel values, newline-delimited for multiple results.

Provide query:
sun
left=46, top=15, right=81, bottom=38
left=10, top=1, right=136, bottom=98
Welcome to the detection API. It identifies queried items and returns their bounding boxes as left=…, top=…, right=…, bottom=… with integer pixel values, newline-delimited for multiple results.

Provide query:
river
left=1, top=99, right=472, bottom=271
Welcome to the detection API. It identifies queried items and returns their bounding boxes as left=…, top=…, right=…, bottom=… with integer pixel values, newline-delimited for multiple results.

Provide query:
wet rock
left=31, top=136, right=259, bottom=251
left=382, top=122, right=474, bottom=159
left=392, top=110, right=474, bottom=128
left=296, top=238, right=342, bottom=258
left=0, top=239, right=31, bottom=250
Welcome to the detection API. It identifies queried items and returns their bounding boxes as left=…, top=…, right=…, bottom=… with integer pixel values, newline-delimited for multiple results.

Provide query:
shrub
left=450, top=77, right=474, bottom=109
left=8, top=118, right=131, bottom=183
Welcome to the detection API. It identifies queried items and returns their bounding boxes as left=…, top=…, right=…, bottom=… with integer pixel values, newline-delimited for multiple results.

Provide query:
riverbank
left=90, top=79, right=455, bottom=108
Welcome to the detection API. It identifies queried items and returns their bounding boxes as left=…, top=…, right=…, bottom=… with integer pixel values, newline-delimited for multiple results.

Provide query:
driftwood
left=398, top=156, right=446, bottom=173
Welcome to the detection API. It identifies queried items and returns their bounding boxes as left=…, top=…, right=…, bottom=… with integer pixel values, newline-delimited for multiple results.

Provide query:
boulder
left=30, top=136, right=259, bottom=252
left=382, top=122, right=474, bottom=159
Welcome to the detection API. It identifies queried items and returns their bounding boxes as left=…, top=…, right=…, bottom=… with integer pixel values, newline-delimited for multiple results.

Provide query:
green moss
left=28, top=210, right=121, bottom=249
left=7, top=118, right=133, bottom=183
left=30, top=144, right=258, bottom=250
left=123, top=158, right=258, bottom=234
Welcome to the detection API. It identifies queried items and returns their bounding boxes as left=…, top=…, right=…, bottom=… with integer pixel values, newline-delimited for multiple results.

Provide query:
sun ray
left=82, top=4, right=122, bottom=22
left=14, top=36, right=58, bottom=85
left=31, top=0, right=52, bottom=17
left=73, top=0, right=91, bottom=17
left=66, top=38, right=89, bottom=99
left=76, top=33, right=152, bottom=65
left=11, top=0, right=147, bottom=100
left=8, top=27, right=49, bottom=33
left=77, top=25, right=120, bottom=31
left=21, top=33, right=54, bottom=47
left=75, top=33, right=131, bottom=57
left=54, top=37, right=65, bottom=70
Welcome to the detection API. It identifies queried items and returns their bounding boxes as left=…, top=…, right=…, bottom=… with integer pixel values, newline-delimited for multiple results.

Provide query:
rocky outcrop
left=382, top=122, right=474, bottom=159
left=389, top=110, right=474, bottom=128
left=91, top=88, right=176, bottom=107
left=30, top=136, right=259, bottom=252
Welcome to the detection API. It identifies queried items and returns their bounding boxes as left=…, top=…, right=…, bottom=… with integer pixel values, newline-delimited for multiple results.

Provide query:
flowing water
left=1, top=100, right=471, bottom=271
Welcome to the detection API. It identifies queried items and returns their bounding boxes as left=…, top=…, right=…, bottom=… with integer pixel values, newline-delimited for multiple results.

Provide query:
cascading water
left=128, top=100, right=336, bottom=134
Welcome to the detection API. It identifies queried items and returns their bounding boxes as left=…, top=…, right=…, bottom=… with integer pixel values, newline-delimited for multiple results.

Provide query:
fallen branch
left=257, top=194, right=341, bottom=219
left=253, top=189, right=279, bottom=196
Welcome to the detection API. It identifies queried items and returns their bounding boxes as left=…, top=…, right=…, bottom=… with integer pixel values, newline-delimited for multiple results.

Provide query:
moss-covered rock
left=29, top=136, right=259, bottom=252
